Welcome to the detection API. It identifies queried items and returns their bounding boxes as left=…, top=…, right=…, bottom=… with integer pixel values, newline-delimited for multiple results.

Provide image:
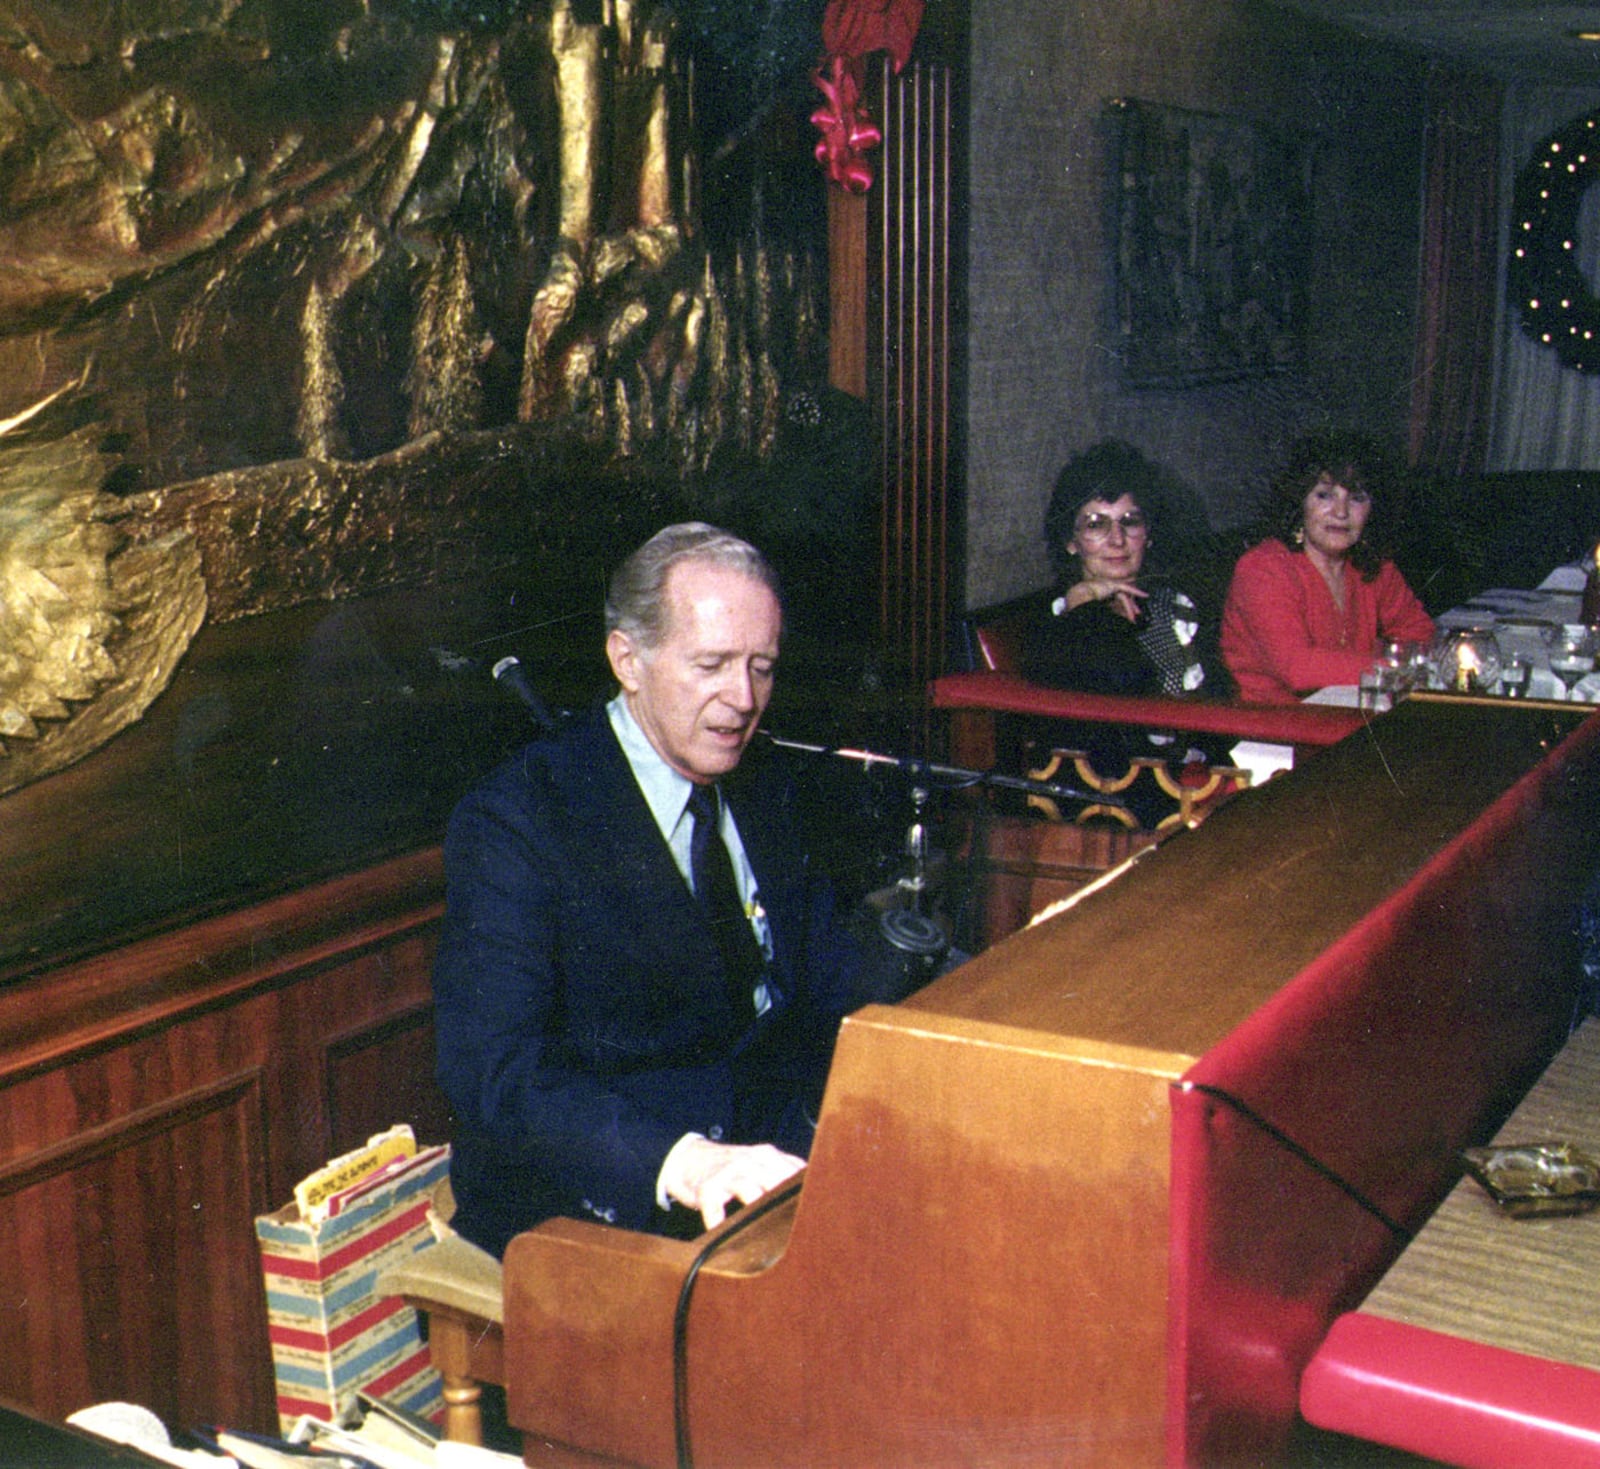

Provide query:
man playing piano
left=433, top=522, right=874, bottom=1255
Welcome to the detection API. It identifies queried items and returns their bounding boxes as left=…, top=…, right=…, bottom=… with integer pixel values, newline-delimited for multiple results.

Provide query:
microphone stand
left=763, top=732, right=1129, bottom=975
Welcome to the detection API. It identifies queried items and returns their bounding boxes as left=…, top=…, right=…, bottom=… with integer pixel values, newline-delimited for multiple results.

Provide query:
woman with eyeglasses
left=1022, top=440, right=1216, bottom=698
left=1220, top=431, right=1433, bottom=704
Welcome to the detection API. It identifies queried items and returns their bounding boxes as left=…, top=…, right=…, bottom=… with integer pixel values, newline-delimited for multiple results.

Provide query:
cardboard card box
left=255, top=1139, right=450, bottom=1434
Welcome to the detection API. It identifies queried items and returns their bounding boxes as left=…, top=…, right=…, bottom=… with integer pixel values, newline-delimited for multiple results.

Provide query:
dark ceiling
left=1270, top=1, right=1600, bottom=85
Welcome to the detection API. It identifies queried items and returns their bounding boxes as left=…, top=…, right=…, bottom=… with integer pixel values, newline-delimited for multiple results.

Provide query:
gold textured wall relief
left=0, top=387, right=206, bottom=796
left=0, top=0, right=831, bottom=792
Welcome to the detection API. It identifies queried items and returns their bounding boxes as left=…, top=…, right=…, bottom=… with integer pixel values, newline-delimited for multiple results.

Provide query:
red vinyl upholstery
left=1301, top=1314, right=1600, bottom=1469
left=1165, top=710, right=1600, bottom=1465
left=929, top=670, right=1364, bottom=749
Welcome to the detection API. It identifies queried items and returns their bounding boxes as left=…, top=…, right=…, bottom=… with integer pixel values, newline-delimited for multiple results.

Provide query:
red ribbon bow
left=810, top=0, right=925, bottom=192
left=810, top=55, right=881, bottom=193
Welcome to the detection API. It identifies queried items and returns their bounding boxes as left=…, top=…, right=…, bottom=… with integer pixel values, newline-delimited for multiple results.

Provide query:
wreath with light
left=1508, top=109, right=1600, bottom=372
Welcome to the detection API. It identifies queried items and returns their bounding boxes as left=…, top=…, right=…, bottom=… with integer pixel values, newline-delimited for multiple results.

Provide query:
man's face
left=607, top=558, right=782, bottom=783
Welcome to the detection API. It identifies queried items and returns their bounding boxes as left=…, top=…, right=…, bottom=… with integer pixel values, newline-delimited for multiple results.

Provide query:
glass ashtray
left=1461, top=1141, right=1600, bottom=1218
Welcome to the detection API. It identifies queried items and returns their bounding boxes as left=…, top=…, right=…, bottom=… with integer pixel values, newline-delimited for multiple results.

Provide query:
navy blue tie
left=687, top=784, right=762, bottom=1015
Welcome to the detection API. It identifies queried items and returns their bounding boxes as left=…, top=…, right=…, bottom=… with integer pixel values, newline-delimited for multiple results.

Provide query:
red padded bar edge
left=1302, top=1312, right=1600, bottom=1469
left=928, top=671, right=1364, bottom=747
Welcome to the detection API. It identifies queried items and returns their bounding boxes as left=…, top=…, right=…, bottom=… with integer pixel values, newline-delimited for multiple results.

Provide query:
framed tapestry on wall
left=1111, top=99, right=1312, bottom=387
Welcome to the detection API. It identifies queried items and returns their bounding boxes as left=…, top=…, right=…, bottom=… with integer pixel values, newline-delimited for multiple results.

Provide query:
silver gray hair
left=604, top=522, right=781, bottom=649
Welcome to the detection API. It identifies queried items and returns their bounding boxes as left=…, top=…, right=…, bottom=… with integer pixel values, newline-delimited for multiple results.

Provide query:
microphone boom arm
left=762, top=733, right=1125, bottom=811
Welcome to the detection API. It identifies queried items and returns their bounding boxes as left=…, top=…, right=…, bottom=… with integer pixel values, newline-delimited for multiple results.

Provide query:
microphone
left=492, top=655, right=559, bottom=733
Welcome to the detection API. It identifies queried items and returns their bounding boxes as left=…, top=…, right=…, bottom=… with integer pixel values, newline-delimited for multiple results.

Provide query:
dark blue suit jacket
left=433, top=704, right=868, bottom=1255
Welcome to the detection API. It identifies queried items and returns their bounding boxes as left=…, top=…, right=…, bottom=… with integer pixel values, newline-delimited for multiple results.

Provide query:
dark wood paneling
left=0, top=1072, right=272, bottom=1427
left=326, top=1002, right=454, bottom=1156
left=828, top=189, right=868, bottom=399
left=0, top=852, right=447, bottom=1433
left=873, top=56, right=959, bottom=693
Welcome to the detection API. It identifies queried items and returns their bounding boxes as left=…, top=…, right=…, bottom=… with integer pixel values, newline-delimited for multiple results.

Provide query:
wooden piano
left=501, top=694, right=1600, bottom=1467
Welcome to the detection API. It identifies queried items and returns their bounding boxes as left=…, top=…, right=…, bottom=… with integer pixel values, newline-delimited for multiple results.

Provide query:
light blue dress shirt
left=607, top=695, right=773, bottom=1010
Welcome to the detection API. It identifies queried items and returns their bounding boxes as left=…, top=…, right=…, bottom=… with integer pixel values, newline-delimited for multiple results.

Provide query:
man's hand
left=660, top=1136, right=805, bottom=1230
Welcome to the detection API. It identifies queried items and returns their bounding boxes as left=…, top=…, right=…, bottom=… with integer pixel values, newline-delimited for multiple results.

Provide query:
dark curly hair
left=1259, top=430, right=1400, bottom=581
left=1043, top=440, right=1165, bottom=584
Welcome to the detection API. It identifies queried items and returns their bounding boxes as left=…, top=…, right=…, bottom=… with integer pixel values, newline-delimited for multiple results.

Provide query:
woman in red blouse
left=1220, top=433, right=1434, bottom=703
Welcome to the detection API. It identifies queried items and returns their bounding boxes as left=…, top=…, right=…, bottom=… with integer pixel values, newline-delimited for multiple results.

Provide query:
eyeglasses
left=1074, top=511, right=1147, bottom=541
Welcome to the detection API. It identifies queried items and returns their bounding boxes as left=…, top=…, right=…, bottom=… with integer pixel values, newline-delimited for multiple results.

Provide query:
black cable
left=672, top=1178, right=805, bottom=1469
left=1182, top=1081, right=1412, bottom=1242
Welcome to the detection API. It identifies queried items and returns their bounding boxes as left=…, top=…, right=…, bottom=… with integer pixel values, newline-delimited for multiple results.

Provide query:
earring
left=1292, top=525, right=1305, bottom=547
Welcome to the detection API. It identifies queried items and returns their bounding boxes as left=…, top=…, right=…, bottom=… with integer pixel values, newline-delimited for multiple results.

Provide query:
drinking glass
left=1408, top=641, right=1438, bottom=690
left=1549, top=626, right=1597, bottom=699
left=1498, top=655, right=1533, bottom=699
left=1375, top=638, right=1426, bottom=692
left=1358, top=667, right=1392, bottom=713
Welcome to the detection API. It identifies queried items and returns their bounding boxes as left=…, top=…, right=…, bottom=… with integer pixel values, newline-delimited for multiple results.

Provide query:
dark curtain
left=1407, top=66, right=1503, bottom=477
